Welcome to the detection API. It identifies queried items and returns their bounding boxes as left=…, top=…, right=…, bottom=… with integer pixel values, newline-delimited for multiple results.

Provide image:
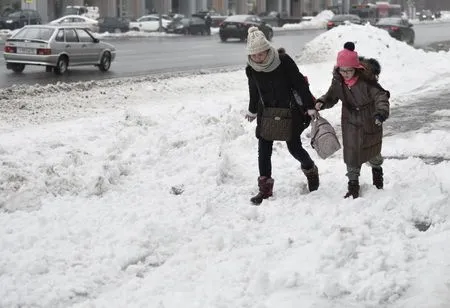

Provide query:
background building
left=0, top=0, right=448, bottom=23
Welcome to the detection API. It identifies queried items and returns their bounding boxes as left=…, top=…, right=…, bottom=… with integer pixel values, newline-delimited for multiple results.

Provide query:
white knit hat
left=246, top=26, right=271, bottom=55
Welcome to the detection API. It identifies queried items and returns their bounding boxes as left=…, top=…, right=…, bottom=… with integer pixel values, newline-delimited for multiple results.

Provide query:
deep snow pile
left=282, top=10, right=334, bottom=30
left=296, top=23, right=450, bottom=106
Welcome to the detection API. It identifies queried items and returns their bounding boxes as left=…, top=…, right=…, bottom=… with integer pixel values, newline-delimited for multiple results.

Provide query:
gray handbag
left=310, top=116, right=341, bottom=159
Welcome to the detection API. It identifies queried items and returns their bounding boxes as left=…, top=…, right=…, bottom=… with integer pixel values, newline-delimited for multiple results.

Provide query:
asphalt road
left=0, top=22, right=448, bottom=89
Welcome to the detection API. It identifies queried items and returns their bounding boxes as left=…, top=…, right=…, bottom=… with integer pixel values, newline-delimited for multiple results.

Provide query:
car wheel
left=131, top=27, right=139, bottom=31
left=54, top=56, right=68, bottom=75
left=11, top=63, right=25, bottom=73
left=98, top=52, right=111, bottom=72
left=220, top=35, right=227, bottom=42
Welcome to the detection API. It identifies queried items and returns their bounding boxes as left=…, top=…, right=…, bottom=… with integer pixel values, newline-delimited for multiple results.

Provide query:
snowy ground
left=0, top=24, right=449, bottom=308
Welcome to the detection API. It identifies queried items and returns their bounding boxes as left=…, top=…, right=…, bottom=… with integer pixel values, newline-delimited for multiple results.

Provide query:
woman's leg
left=258, top=138, right=274, bottom=177
left=286, top=136, right=314, bottom=170
left=286, top=136, right=319, bottom=191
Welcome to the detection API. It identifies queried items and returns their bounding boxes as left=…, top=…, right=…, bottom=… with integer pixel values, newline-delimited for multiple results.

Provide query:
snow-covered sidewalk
left=0, top=24, right=449, bottom=308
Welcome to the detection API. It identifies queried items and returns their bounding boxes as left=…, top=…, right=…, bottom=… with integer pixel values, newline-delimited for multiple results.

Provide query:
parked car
left=0, top=9, right=41, bottom=30
left=49, top=15, right=99, bottom=33
left=129, top=15, right=170, bottom=32
left=3, top=25, right=116, bottom=74
left=165, top=17, right=208, bottom=35
left=374, top=17, right=415, bottom=45
left=219, top=15, right=273, bottom=42
left=97, top=17, right=130, bottom=33
left=192, top=11, right=226, bottom=27
left=258, top=11, right=302, bottom=27
left=327, top=14, right=361, bottom=30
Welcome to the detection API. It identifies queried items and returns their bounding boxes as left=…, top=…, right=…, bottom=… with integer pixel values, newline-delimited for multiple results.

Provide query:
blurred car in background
left=258, top=11, right=302, bottom=27
left=3, top=25, right=116, bottom=74
left=417, top=9, right=434, bottom=21
left=375, top=17, right=415, bottom=45
left=97, top=17, right=130, bottom=33
left=165, top=17, right=209, bottom=35
left=49, top=15, right=99, bottom=32
left=219, top=15, right=273, bottom=42
left=0, top=9, right=42, bottom=30
left=192, top=11, right=227, bottom=27
left=129, top=15, right=170, bottom=32
left=327, top=14, right=361, bottom=30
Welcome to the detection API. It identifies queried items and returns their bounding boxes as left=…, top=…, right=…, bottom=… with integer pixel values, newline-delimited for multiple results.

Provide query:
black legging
left=258, top=136, right=314, bottom=177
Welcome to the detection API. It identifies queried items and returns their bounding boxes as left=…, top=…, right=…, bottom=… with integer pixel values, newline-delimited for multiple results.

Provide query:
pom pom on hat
left=343, top=42, right=355, bottom=51
left=336, top=41, right=363, bottom=68
left=246, top=26, right=271, bottom=55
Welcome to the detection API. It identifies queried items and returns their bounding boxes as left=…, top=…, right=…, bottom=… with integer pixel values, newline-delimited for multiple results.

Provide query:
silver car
left=3, top=25, right=116, bottom=74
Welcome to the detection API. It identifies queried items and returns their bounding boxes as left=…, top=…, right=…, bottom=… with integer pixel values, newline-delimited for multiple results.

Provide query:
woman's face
left=339, top=67, right=356, bottom=80
left=250, top=50, right=269, bottom=64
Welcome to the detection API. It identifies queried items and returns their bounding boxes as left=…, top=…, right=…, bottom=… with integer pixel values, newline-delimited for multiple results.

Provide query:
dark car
left=97, top=17, right=130, bottom=33
left=417, top=10, right=434, bottom=21
left=165, top=17, right=208, bottom=35
left=327, top=14, right=361, bottom=30
left=0, top=9, right=41, bottom=30
left=375, top=17, right=415, bottom=45
left=219, top=15, right=273, bottom=42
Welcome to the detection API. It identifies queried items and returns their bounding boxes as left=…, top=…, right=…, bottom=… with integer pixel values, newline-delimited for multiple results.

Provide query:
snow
left=282, top=10, right=334, bottom=30
left=1, top=24, right=450, bottom=308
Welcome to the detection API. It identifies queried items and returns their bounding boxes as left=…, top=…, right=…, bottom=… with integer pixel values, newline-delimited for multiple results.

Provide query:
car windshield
left=8, top=11, right=24, bottom=18
left=13, top=27, right=55, bottom=41
left=377, top=18, right=401, bottom=25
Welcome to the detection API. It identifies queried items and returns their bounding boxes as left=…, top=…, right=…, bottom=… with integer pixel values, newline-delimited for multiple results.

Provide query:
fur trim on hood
left=358, top=57, right=381, bottom=81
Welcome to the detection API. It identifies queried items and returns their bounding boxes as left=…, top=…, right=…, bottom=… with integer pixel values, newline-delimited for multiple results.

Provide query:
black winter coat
left=246, top=53, right=315, bottom=139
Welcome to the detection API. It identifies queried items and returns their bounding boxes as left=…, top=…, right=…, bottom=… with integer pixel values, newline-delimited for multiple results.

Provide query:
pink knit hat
left=336, top=42, right=364, bottom=68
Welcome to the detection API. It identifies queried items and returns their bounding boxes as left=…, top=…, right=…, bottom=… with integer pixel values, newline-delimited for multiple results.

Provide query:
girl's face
left=339, top=67, right=356, bottom=80
left=250, top=50, right=269, bottom=64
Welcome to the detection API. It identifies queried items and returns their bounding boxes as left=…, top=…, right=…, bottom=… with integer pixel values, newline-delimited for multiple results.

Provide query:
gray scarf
left=247, top=47, right=281, bottom=73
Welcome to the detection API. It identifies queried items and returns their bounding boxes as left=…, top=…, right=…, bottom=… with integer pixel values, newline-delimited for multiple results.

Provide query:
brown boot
left=302, top=165, right=319, bottom=192
left=250, top=176, right=274, bottom=205
left=344, top=180, right=360, bottom=199
left=372, top=167, right=383, bottom=189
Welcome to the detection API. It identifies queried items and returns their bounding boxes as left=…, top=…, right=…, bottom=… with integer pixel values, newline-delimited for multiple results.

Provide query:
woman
left=244, top=26, right=319, bottom=205
left=315, top=42, right=390, bottom=198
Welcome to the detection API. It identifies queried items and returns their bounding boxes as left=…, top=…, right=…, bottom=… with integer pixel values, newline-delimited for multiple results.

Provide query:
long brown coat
left=318, top=68, right=390, bottom=167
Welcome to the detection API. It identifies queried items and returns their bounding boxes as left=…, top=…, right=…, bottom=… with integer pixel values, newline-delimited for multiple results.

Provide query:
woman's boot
left=344, top=180, right=360, bottom=199
left=250, top=176, right=274, bottom=205
left=302, top=165, right=319, bottom=192
left=372, top=167, right=383, bottom=189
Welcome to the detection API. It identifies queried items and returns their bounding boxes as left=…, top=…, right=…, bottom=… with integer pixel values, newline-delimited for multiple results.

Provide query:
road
left=0, top=22, right=449, bottom=89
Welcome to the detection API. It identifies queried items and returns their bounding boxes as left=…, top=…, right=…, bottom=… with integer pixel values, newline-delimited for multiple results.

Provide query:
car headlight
left=6, top=20, right=13, bottom=23
left=176, top=25, right=183, bottom=29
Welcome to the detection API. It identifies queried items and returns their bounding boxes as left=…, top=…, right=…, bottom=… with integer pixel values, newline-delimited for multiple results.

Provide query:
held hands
left=315, top=101, right=324, bottom=111
left=245, top=111, right=257, bottom=122
left=307, top=109, right=319, bottom=120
